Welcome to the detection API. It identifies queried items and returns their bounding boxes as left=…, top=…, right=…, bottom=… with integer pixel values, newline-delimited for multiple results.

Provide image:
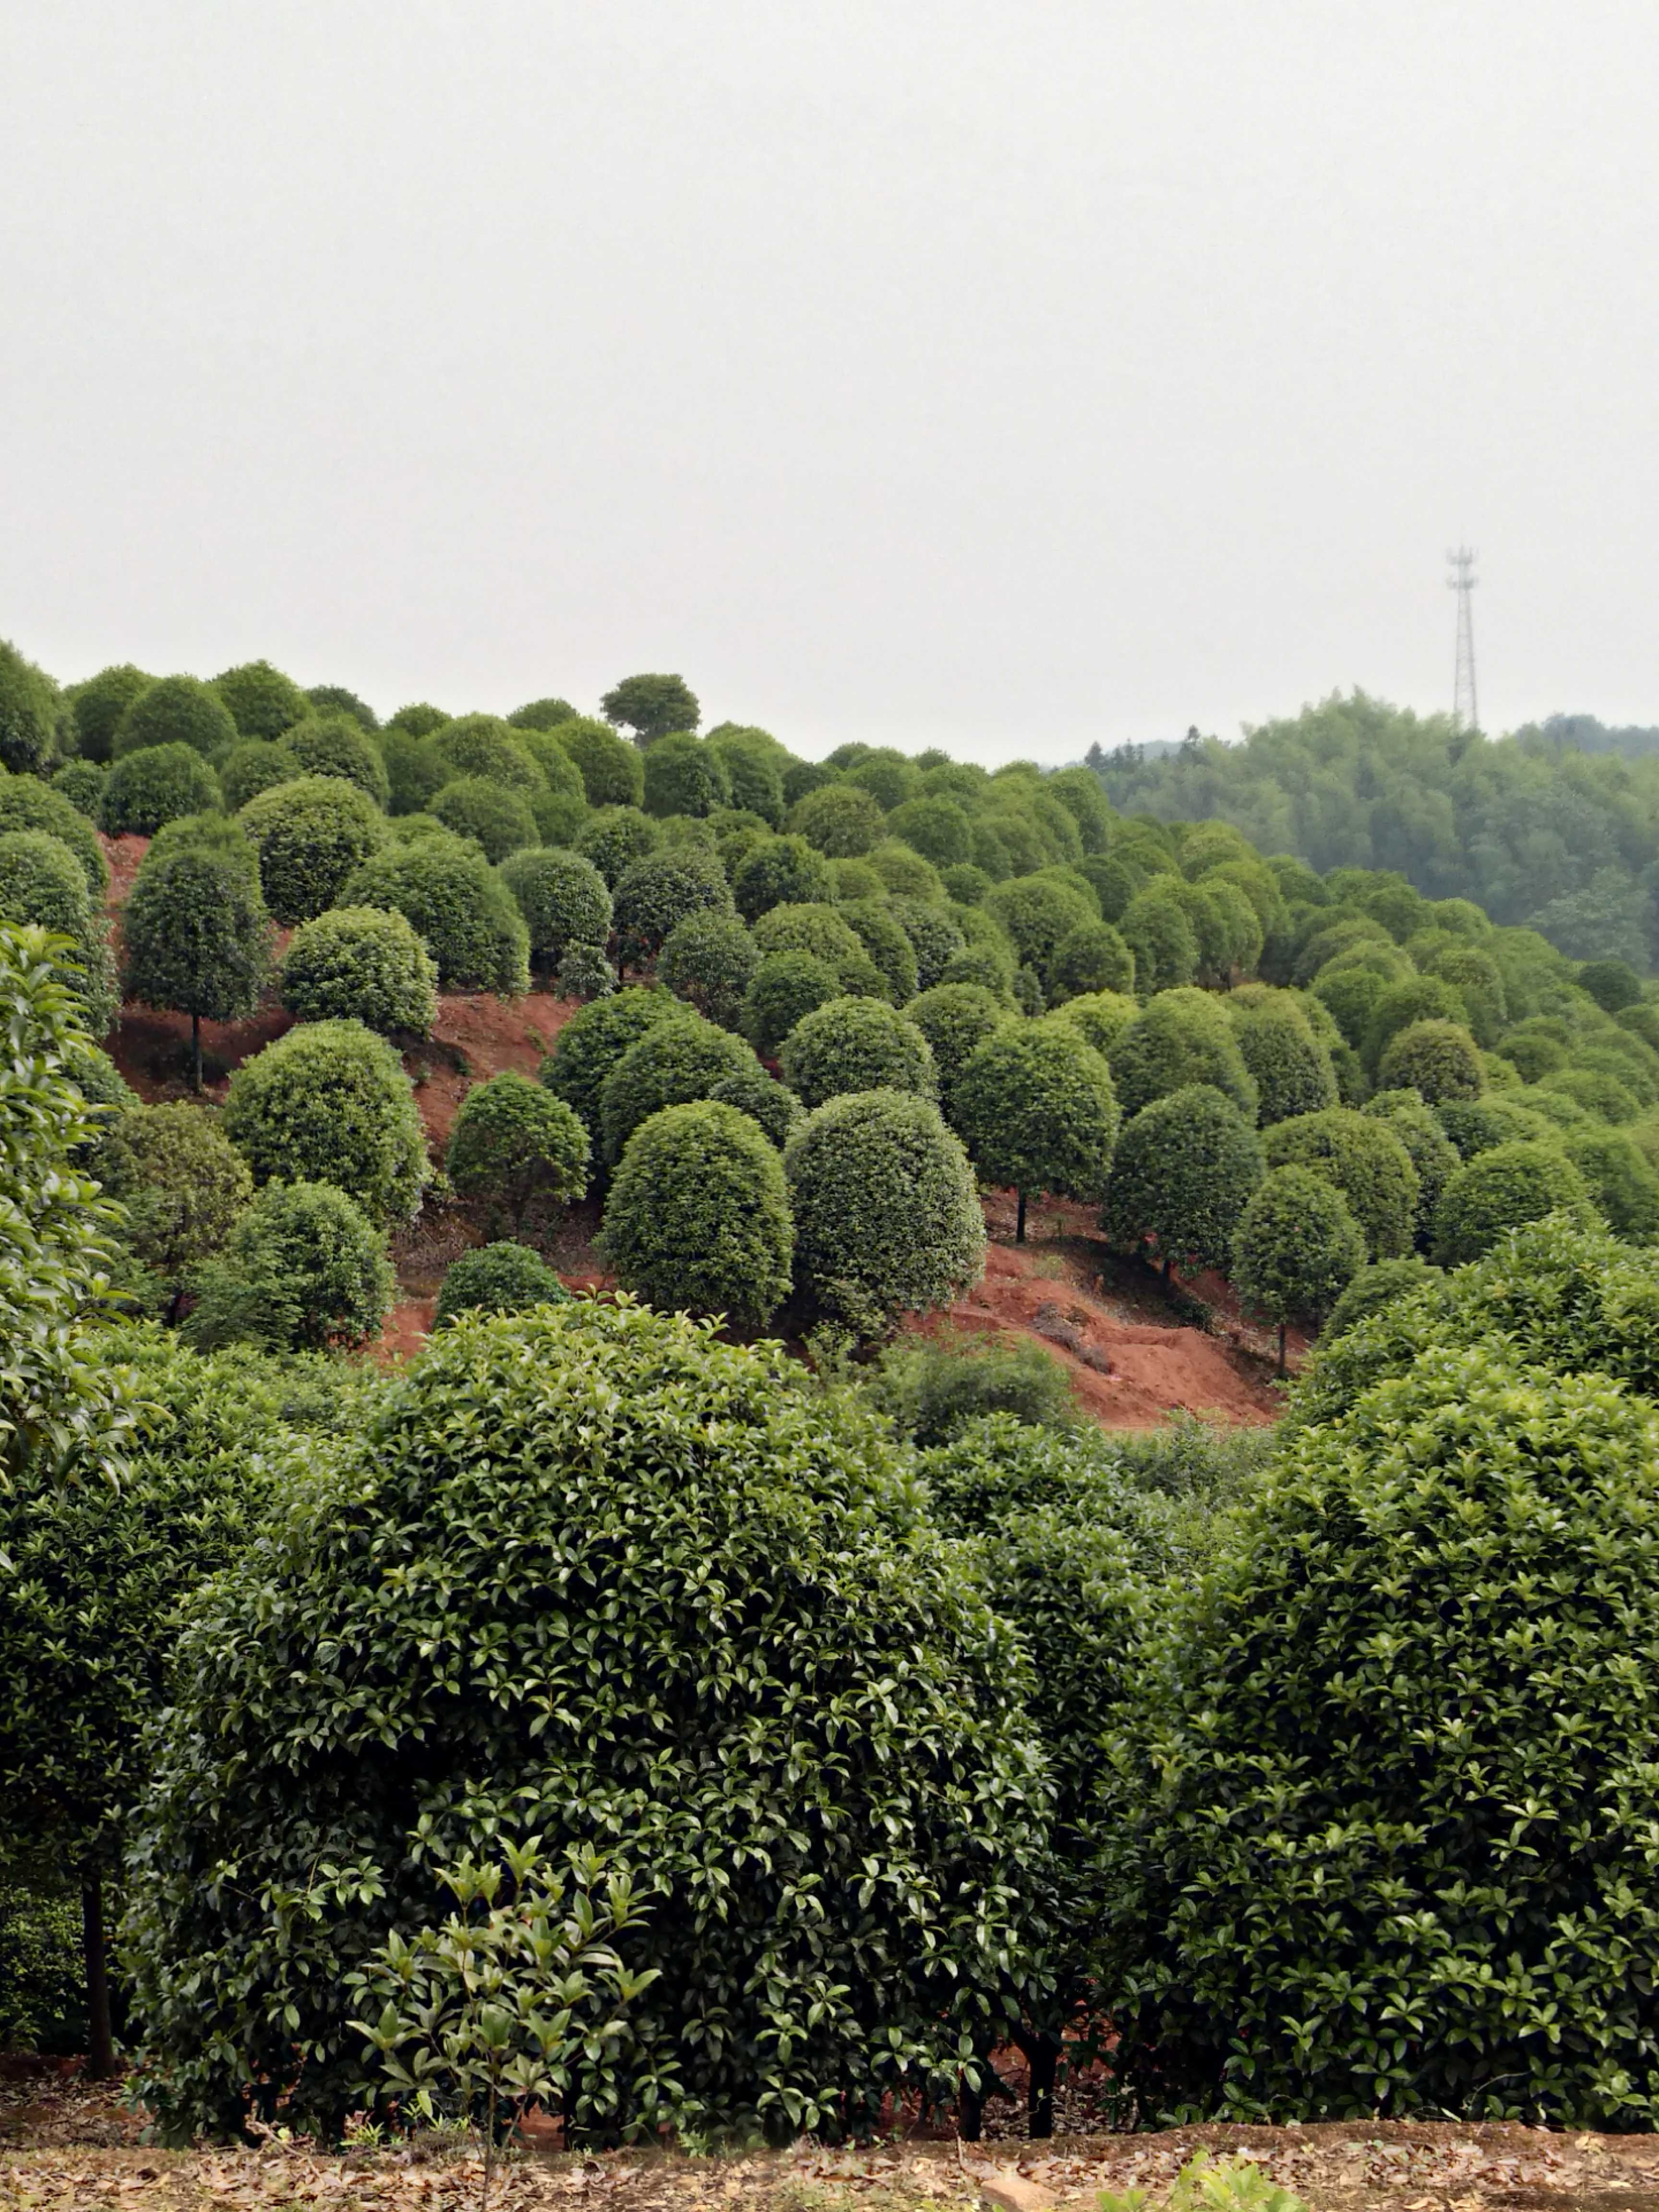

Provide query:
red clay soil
left=98, top=831, right=148, bottom=906
left=409, top=991, right=580, bottom=1147
left=909, top=1191, right=1286, bottom=1429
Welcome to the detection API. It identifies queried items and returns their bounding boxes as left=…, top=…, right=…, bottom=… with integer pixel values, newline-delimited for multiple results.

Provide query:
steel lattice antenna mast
left=1447, top=545, right=1479, bottom=733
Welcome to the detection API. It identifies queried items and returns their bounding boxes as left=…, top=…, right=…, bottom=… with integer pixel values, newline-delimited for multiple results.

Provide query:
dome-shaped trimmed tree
left=1101, top=1084, right=1264, bottom=1280
left=1362, top=973, right=1468, bottom=1075
left=889, top=898, right=966, bottom=992
left=788, top=781, right=887, bottom=857
left=1432, top=1141, right=1597, bottom=1265
left=446, top=1071, right=590, bottom=1233
left=741, top=950, right=844, bottom=1058
left=1118, top=880, right=1200, bottom=996
left=1046, top=989, right=1141, bottom=1063
left=549, top=718, right=644, bottom=809
left=1262, top=1106, right=1420, bottom=1260
left=433, top=1241, right=569, bottom=1329
left=498, top=847, right=613, bottom=974
left=285, top=714, right=390, bottom=807
left=427, top=715, right=542, bottom=793
left=779, top=996, right=937, bottom=1111
left=751, top=903, right=885, bottom=997
left=598, top=1010, right=755, bottom=1166
left=884, top=796, right=973, bottom=869
left=343, top=836, right=531, bottom=996
left=1096, top=1346, right=1659, bottom=2124
left=785, top=1090, right=986, bottom=1333
left=612, top=847, right=733, bottom=971
left=1108, top=987, right=1259, bottom=1121
left=642, top=733, right=730, bottom=818
left=538, top=986, right=679, bottom=1135
left=112, top=674, right=237, bottom=760
left=210, top=661, right=308, bottom=742
left=906, top=985, right=1010, bottom=1118
left=279, top=907, right=437, bottom=1036
left=238, top=775, right=388, bottom=924
left=732, top=834, right=834, bottom=923
left=1226, top=992, right=1339, bottom=1126
left=983, top=875, right=1097, bottom=975
left=1231, top=1164, right=1366, bottom=1372
left=0, top=831, right=118, bottom=1038
left=183, top=1179, right=394, bottom=1352
left=1046, top=921, right=1134, bottom=1003
left=837, top=900, right=919, bottom=1006
left=576, top=805, right=661, bottom=887
left=121, top=828, right=271, bottom=1088
left=658, top=908, right=757, bottom=1029
left=431, top=777, right=539, bottom=864
left=123, top=1299, right=1046, bottom=2141
left=601, top=1099, right=793, bottom=1327
left=1364, top=1087, right=1462, bottom=1242
left=219, top=740, right=300, bottom=812
left=1377, top=1017, right=1486, bottom=1105
left=222, top=1020, right=430, bottom=1225
left=99, top=745, right=221, bottom=836
left=0, top=777, right=108, bottom=896
left=707, top=1061, right=806, bottom=1148
left=66, top=663, right=151, bottom=764
left=953, top=1023, right=1120, bottom=1241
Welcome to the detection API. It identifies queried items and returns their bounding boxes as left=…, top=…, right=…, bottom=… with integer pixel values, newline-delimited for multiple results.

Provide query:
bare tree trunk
left=1010, top=2024, right=1058, bottom=2138
left=83, top=1874, right=115, bottom=2080
left=957, top=2069, right=983, bottom=2142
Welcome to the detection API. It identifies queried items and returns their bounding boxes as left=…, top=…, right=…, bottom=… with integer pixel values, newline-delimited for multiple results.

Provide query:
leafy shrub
left=506, top=697, right=578, bottom=732
left=906, top=985, right=1009, bottom=1117
left=1362, top=974, right=1468, bottom=1073
left=828, top=856, right=888, bottom=901
left=284, top=713, right=389, bottom=806
left=1046, top=920, right=1134, bottom=1002
left=343, top=835, right=531, bottom=995
left=124, top=1299, right=1043, bottom=2139
left=1227, top=993, right=1338, bottom=1125
left=866, top=839, right=944, bottom=901
left=184, top=1179, right=395, bottom=1351
left=66, top=662, right=151, bottom=764
left=498, top=847, right=613, bottom=972
left=0, top=830, right=118, bottom=1035
left=732, top=833, right=834, bottom=921
left=446, top=1071, right=589, bottom=1231
left=380, top=726, right=450, bottom=816
left=1423, top=943, right=1506, bottom=1046
left=785, top=1090, right=986, bottom=1332
left=101, top=1102, right=252, bottom=1287
left=888, top=897, right=966, bottom=991
left=953, top=1023, right=1119, bottom=1237
left=601, top=671, right=700, bottom=743
left=1540, top=1064, right=1642, bottom=1123
left=868, top=1334, right=1074, bottom=1445
left=1560, top=1126, right=1659, bottom=1239
left=51, top=760, right=105, bottom=816
left=279, top=906, right=437, bottom=1035
left=428, top=714, right=542, bottom=793
left=211, top=660, right=308, bottom=741
left=705, top=727, right=786, bottom=825
left=306, top=685, right=379, bottom=730
left=1322, top=1253, right=1443, bottom=1341
left=433, top=1241, right=569, bottom=1328
left=431, top=776, right=539, bottom=863
left=741, top=950, right=842, bottom=1058
left=787, top=783, right=889, bottom=858
left=885, top=795, right=973, bottom=868
left=557, top=942, right=616, bottom=999
left=121, top=829, right=271, bottom=1083
left=385, top=702, right=449, bottom=737
left=1363, top=1088, right=1461, bottom=1239
left=551, top=718, right=644, bottom=808
left=223, top=1019, right=430, bottom=1224
left=540, top=986, right=678, bottom=1134
left=1097, top=1346, right=1659, bottom=2123
left=237, top=775, right=386, bottom=923
left=1231, top=1166, right=1366, bottom=1369
left=1262, top=1107, right=1419, bottom=1260
left=1101, top=1085, right=1264, bottom=1275
left=750, top=902, right=882, bottom=993
left=658, top=908, right=757, bottom=1028
left=1578, top=957, right=1644, bottom=1013
left=112, top=674, right=236, bottom=760
left=218, top=740, right=298, bottom=812
left=1118, top=880, right=1201, bottom=995
left=1435, top=1093, right=1558, bottom=1159
left=983, top=875, right=1096, bottom=974
left=599, top=1010, right=754, bottom=1164
left=1375, top=1016, right=1485, bottom=1104
left=1046, top=988, right=1139, bottom=1063
left=0, top=779, right=106, bottom=896
left=576, top=805, right=661, bottom=886
left=601, top=1099, right=793, bottom=1326
left=706, top=1061, right=805, bottom=1148
left=1432, top=1141, right=1596, bottom=1264
left=780, top=995, right=937, bottom=1109
left=642, top=732, right=729, bottom=818
left=1109, top=987, right=1259, bottom=1121
left=613, top=846, right=733, bottom=970
left=99, top=744, right=221, bottom=836
left=837, top=899, right=918, bottom=1003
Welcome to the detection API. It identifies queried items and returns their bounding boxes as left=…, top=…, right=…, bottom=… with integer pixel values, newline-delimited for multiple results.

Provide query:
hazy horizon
left=6, top=2, right=1657, bottom=764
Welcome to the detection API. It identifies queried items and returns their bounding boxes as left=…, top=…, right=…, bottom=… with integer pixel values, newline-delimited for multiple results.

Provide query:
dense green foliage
left=222, top=1020, right=429, bottom=1225
left=601, top=1099, right=794, bottom=1326
left=120, top=829, right=270, bottom=1080
left=432, top=1241, right=570, bottom=1329
left=344, top=836, right=531, bottom=995
left=779, top=995, right=936, bottom=1109
left=658, top=907, right=758, bottom=1028
left=0, top=831, right=118, bottom=1036
left=279, top=906, right=438, bottom=1035
left=100, top=1104, right=253, bottom=1291
left=0, top=778, right=107, bottom=897
left=112, top=675, right=237, bottom=761
left=445, top=1071, right=589, bottom=1231
left=1431, top=1141, right=1595, bottom=1264
left=1103, top=1086, right=1264, bottom=1274
left=239, top=775, right=388, bottom=924
left=124, top=1301, right=1044, bottom=2138
left=785, top=1090, right=986, bottom=1332
left=99, top=744, right=221, bottom=836
left=953, top=1022, right=1120, bottom=1228
left=211, top=661, right=308, bottom=742
left=599, top=1009, right=754, bottom=1165
left=1110, top=988, right=1258, bottom=1119
left=1231, top=1166, right=1366, bottom=1366
left=1262, top=1108, right=1419, bottom=1260
left=498, top=847, right=613, bottom=973
left=184, top=1179, right=395, bottom=1351
left=67, top=664, right=151, bottom=764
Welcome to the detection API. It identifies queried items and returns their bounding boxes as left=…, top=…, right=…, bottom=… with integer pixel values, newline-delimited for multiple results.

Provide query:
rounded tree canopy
left=1108, top=986, right=1259, bottom=1121
left=741, top=950, right=844, bottom=1058
left=285, top=713, right=391, bottom=808
left=1231, top=1164, right=1366, bottom=1337
left=780, top=995, right=937, bottom=1110
left=599, top=1008, right=754, bottom=1164
left=1432, top=1140, right=1597, bottom=1266
left=498, top=847, right=613, bottom=971
left=785, top=1088, right=986, bottom=1333
left=732, top=833, right=835, bottom=922
left=279, top=906, right=438, bottom=1036
left=600, top=671, right=700, bottom=744
left=550, top=717, right=645, bottom=809
left=67, top=663, right=151, bottom=764
left=211, top=660, right=308, bottom=742
left=953, top=1022, right=1120, bottom=1206
left=113, top=674, right=238, bottom=761
left=222, top=1018, right=430, bottom=1225
left=1100, top=1083, right=1264, bottom=1274
left=99, top=745, right=222, bottom=836
left=238, top=774, right=389, bottom=924
left=642, top=732, right=731, bottom=820
left=343, top=835, right=531, bottom=996
left=1262, top=1106, right=1420, bottom=1260
left=601, top=1098, right=794, bottom=1327
left=1376, top=1016, right=1486, bottom=1104
left=433, top=1241, right=569, bottom=1329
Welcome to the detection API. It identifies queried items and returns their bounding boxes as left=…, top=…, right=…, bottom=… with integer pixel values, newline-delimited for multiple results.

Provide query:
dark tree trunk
left=1016, top=1190, right=1027, bottom=1244
left=190, top=1013, right=203, bottom=1093
left=957, top=2070, right=983, bottom=2142
left=82, top=1874, right=115, bottom=2080
left=1277, top=1321, right=1287, bottom=1375
left=1162, top=1253, right=1172, bottom=1286
left=1010, top=2023, right=1058, bottom=2138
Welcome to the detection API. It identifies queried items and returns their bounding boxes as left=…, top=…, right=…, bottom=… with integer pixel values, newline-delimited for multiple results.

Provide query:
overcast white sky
left=3, top=2, right=1656, bottom=760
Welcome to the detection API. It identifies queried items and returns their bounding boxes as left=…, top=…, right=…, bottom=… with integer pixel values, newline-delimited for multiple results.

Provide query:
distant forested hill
left=1087, top=694, right=1659, bottom=969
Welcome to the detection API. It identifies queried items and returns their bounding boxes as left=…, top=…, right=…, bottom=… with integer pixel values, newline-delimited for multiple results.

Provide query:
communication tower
left=1447, top=546, right=1479, bottom=733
